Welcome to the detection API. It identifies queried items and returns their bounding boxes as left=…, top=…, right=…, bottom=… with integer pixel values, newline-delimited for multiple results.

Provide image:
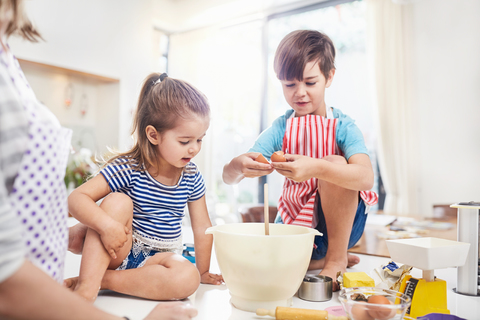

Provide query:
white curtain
left=366, top=0, right=419, bottom=215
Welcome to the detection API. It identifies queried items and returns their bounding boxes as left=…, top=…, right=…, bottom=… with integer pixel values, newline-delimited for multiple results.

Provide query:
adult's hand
left=144, top=302, right=198, bottom=320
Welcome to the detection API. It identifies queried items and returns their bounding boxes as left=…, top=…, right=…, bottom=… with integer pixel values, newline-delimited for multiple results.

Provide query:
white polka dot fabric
left=5, top=52, right=72, bottom=283
left=10, top=123, right=71, bottom=282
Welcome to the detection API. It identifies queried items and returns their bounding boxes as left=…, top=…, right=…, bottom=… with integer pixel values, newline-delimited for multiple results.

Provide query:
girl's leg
left=99, top=252, right=200, bottom=301
left=314, top=155, right=359, bottom=290
left=68, top=193, right=133, bottom=301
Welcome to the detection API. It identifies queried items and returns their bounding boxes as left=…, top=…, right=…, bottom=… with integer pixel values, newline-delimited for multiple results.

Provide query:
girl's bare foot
left=63, top=277, right=98, bottom=302
left=74, top=285, right=99, bottom=302
left=63, top=277, right=78, bottom=290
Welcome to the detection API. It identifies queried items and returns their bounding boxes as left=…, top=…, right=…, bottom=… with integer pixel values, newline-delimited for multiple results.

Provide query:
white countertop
left=64, top=220, right=480, bottom=320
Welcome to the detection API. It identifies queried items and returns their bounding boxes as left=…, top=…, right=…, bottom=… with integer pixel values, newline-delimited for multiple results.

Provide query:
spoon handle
left=264, top=183, right=269, bottom=235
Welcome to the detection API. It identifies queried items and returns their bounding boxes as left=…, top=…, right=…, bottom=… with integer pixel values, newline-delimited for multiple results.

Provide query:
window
left=169, top=0, right=379, bottom=224
left=204, top=22, right=265, bottom=223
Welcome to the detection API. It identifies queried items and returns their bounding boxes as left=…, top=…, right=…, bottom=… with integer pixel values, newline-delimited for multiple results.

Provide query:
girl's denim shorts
left=116, top=230, right=183, bottom=270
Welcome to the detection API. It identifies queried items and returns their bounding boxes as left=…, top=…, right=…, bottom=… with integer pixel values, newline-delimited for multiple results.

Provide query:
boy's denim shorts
left=274, top=195, right=368, bottom=260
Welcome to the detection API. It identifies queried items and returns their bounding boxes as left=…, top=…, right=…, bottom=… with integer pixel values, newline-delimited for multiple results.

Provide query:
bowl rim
left=338, top=287, right=411, bottom=308
left=210, top=223, right=318, bottom=238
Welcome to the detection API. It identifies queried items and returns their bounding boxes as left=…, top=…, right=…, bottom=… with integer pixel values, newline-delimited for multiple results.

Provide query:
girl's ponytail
left=133, top=73, right=161, bottom=135
left=100, top=73, right=210, bottom=174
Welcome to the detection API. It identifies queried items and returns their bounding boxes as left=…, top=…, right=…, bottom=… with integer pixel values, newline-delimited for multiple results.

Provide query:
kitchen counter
left=64, top=219, right=479, bottom=320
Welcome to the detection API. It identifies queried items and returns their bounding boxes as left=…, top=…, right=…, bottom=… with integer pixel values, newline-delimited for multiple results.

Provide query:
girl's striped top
left=100, top=158, right=205, bottom=241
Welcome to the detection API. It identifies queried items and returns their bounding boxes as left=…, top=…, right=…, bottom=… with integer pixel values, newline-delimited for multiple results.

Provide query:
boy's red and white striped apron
left=278, top=114, right=378, bottom=228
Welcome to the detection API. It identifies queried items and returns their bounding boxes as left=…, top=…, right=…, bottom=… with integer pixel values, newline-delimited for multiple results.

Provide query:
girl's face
left=157, top=115, right=210, bottom=169
left=280, top=60, right=334, bottom=117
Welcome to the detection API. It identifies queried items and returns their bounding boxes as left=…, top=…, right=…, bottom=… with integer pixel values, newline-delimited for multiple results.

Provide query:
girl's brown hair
left=0, top=0, right=42, bottom=41
left=273, top=30, right=335, bottom=81
left=101, top=73, right=210, bottom=173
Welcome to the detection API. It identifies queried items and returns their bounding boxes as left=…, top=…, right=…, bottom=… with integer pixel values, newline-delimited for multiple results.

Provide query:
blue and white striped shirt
left=100, top=158, right=206, bottom=241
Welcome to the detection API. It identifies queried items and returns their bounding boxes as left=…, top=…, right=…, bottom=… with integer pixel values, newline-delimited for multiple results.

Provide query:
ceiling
left=152, top=0, right=330, bottom=33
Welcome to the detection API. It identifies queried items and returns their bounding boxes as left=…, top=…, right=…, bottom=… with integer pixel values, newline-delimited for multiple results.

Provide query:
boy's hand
left=235, top=153, right=274, bottom=178
left=223, top=152, right=274, bottom=184
left=99, top=219, right=131, bottom=259
left=271, top=154, right=317, bottom=182
left=200, top=271, right=224, bottom=285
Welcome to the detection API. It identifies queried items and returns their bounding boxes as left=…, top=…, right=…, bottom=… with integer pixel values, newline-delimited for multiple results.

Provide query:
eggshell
left=367, top=295, right=393, bottom=320
left=385, top=301, right=397, bottom=319
left=351, top=302, right=374, bottom=320
left=271, top=151, right=286, bottom=162
left=255, top=154, right=269, bottom=164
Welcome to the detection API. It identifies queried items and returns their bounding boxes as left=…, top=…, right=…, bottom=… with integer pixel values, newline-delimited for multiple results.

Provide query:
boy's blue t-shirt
left=248, top=108, right=368, bottom=160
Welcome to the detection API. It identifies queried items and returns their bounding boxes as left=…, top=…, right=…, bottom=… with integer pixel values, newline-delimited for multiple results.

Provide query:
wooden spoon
left=264, top=183, right=269, bottom=235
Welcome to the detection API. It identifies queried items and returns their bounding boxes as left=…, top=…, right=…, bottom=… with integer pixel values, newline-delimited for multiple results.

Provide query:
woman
left=0, top=1, right=197, bottom=319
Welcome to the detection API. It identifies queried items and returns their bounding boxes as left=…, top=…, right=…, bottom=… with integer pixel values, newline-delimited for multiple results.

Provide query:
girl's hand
left=200, top=272, right=224, bottom=285
left=271, top=154, right=318, bottom=182
left=99, top=219, right=131, bottom=259
left=144, top=302, right=198, bottom=319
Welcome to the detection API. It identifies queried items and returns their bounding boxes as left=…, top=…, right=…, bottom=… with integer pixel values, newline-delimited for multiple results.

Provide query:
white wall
left=16, top=63, right=118, bottom=155
left=412, top=0, right=480, bottom=215
left=9, top=0, right=158, bottom=152
left=9, top=0, right=479, bottom=215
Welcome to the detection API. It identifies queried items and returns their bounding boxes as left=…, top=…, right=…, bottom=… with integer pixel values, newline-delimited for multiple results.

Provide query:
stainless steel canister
left=451, top=202, right=480, bottom=296
left=298, top=275, right=333, bottom=301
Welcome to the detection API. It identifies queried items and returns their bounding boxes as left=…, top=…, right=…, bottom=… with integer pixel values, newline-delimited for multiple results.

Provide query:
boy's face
left=280, top=61, right=334, bottom=117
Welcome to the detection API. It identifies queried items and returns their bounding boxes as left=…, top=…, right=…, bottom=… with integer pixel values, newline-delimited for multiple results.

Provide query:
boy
left=222, top=30, right=377, bottom=291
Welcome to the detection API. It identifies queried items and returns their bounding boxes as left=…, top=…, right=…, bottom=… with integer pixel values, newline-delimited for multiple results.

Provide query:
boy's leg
left=99, top=252, right=200, bottom=300
left=67, top=193, right=133, bottom=301
left=312, top=155, right=361, bottom=290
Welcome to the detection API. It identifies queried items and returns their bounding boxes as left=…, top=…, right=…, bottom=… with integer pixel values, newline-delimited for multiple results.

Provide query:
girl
left=66, top=73, right=223, bottom=302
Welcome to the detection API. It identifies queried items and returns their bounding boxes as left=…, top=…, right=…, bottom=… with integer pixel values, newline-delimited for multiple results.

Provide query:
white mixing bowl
left=205, top=223, right=321, bottom=312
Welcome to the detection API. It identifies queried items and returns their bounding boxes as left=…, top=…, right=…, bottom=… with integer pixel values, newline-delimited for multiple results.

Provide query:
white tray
left=386, top=237, right=470, bottom=270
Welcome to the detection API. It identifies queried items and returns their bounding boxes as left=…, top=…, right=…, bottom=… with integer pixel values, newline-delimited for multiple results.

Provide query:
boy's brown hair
left=0, top=0, right=42, bottom=41
left=274, top=30, right=335, bottom=81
